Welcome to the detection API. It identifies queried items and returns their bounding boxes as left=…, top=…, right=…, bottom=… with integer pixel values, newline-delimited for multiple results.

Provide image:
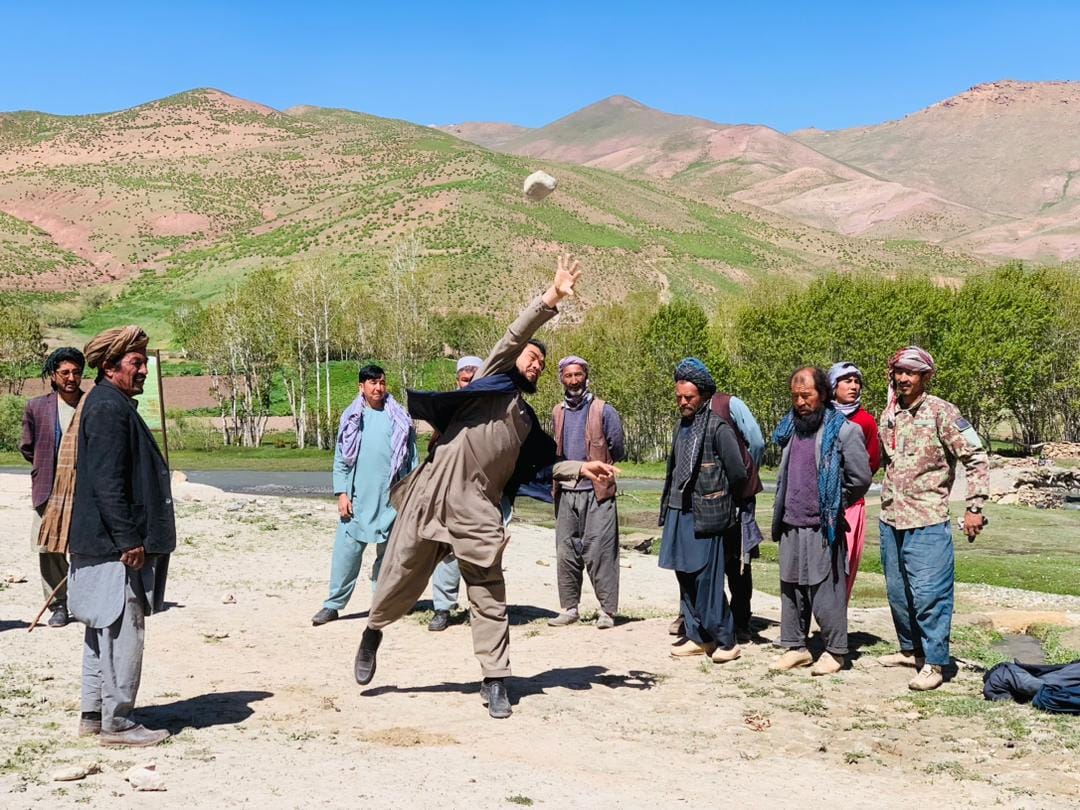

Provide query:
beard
left=509, top=367, right=538, bottom=394
left=793, top=407, right=825, bottom=437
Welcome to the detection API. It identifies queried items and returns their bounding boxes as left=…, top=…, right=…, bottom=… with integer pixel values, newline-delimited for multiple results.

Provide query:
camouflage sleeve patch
left=954, top=417, right=983, bottom=450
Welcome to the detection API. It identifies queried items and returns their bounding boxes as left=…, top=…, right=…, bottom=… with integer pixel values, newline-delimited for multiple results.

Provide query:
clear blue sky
left=3, top=1, right=1078, bottom=132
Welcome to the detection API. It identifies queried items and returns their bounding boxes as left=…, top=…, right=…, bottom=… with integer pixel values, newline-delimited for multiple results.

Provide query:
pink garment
left=843, top=500, right=867, bottom=602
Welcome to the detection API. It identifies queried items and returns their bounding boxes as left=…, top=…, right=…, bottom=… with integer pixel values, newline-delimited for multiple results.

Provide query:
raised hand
left=543, top=254, right=582, bottom=307
left=554, top=253, right=582, bottom=298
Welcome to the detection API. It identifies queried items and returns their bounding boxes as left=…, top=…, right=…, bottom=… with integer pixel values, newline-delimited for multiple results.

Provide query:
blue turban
left=674, top=357, right=716, bottom=397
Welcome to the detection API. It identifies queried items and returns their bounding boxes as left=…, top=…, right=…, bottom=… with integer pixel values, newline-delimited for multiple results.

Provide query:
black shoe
left=354, top=627, right=382, bottom=685
left=311, top=608, right=338, bottom=626
left=735, top=627, right=752, bottom=645
left=480, top=678, right=512, bottom=719
left=428, top=610, right=451, bottom=632
left=48, top=605, right=70, bottom=628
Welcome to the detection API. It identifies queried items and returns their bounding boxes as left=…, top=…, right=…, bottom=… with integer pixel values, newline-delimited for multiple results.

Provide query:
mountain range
left=441, top=80, right=1080, bottom=263
left=0, top=81, right=1074, bottom=341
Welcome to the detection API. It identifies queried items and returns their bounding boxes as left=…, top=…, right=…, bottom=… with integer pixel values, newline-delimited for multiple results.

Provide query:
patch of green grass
left=951, top=624, right=1009, bottom=669
left=506, top=797, right=534, bottom=807
left=924, top=760, right=986, bottom=782
left=788, top=696, right=828, bottom=717
left=1027, top=623, right=1080, bottom=665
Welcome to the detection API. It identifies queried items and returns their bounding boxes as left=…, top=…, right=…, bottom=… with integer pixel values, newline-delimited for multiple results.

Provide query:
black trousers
left=723, top=525, right=753, bottom=633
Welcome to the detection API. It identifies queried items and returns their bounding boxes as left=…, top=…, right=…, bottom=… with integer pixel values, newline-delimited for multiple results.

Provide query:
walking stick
left=27, top=576, right=68, bottom=633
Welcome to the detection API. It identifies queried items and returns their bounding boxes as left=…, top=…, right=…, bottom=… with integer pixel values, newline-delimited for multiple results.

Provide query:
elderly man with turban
left=877, top=346, right=988, bottom=691
left=658, top=358, right=748, bottom=663
left=547, top=354, right=625, bottom=629
left=827, top=362, right=881, bottom=600
left=64, top=326, right=174, bottom=746
left=20, top=347, right=86, bottom=627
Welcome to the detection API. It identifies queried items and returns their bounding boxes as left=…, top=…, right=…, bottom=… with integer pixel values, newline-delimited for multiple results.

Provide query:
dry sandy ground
left=1, top=472, right=1078, bottom=809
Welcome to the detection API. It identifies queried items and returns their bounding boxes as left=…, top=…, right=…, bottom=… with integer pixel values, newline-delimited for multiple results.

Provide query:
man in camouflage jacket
left=877, top=346, right=988, bottom=691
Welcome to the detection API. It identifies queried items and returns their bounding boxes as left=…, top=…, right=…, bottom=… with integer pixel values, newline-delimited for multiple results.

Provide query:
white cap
left=457, top=356, right=483, bottom=372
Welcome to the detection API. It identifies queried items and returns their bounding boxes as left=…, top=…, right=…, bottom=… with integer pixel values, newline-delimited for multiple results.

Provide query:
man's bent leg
left=367, top=527, right=445, bottom=631
left=457, top=556, right=511, bottom=678
left=904, top=522, right=955, bottom=667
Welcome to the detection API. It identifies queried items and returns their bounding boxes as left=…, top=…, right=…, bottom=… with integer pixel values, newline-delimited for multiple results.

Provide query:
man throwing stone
left=67, top=326, right=174, bottom=746
left=877, top=346, right=988, bottom=691
left=353, top=255, right=619, bottom=719
left=547, top=355, right=625, bottom=630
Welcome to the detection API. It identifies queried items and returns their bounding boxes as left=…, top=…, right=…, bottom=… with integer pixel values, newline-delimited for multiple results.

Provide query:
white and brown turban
left=83, top=326, right=149, bottom=369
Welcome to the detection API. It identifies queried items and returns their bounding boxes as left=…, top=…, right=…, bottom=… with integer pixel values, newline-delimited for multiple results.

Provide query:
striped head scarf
left=886, top=346, right=936, bottom=413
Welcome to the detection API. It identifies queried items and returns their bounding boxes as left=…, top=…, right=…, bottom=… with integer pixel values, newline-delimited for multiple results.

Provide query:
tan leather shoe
left=770, top=649, right=814, bottom=671
left=711, top=645, right=742, bottom=664
left=670, top=640, right=716, bottom=657
left=99, top=724, right=169, bottom=748
left=908, top=664, right=944, bottom=691
left=548, top=611, right=579, bottom=627
left=811, top=651, right=845, bottom=676
left=879, top=650, right=924, bottom=668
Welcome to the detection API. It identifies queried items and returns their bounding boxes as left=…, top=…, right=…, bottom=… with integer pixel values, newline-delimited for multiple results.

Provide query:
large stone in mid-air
left=523, top=170, right=557, bottom=201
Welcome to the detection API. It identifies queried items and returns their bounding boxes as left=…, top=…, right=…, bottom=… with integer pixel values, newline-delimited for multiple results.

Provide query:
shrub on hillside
left=0, top=395, right=27, bottom=452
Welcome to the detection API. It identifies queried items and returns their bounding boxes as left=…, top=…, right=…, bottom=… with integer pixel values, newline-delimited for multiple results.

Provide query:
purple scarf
left=337, top=393, right=412, bottom=479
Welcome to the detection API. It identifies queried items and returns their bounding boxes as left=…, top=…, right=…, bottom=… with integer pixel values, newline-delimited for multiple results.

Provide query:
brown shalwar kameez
left=367, top=296, right=582, bottom=677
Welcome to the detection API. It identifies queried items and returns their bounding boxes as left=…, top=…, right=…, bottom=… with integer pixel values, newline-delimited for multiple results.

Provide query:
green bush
left=0, top=395, right=27, bottom=452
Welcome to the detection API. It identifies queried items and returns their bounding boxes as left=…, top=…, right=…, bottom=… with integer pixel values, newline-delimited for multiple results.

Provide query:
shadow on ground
left=139, top=690, right=274, bottom=733
left=362, top=665, right=660, bottom=705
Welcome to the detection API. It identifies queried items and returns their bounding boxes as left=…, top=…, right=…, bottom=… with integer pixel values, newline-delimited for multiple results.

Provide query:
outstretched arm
left=477, top=255, right=582, bottom=378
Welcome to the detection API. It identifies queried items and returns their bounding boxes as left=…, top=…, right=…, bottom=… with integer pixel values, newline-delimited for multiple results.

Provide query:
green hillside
left=0, top=89, right=985, bottom=344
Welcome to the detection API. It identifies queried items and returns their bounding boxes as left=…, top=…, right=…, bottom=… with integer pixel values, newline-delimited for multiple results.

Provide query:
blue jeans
left=879, top=520, right=955, bottom=666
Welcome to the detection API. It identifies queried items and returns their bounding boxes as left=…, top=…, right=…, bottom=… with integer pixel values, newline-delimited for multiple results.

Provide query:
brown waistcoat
left=552, top=397, right=615, bottom=502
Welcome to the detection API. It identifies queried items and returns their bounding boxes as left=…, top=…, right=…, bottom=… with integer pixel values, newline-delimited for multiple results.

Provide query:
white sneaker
left=908, top=664, right=944, bottom=691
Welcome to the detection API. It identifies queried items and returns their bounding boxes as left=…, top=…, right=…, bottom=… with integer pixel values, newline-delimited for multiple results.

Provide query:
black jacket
left=70, top=379, right=176, bottom=556
left=659, top=410, right=748, bottom=536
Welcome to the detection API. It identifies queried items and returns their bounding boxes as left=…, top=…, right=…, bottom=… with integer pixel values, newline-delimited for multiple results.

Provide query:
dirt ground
left=1, top=472, right=1078, bottom=809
